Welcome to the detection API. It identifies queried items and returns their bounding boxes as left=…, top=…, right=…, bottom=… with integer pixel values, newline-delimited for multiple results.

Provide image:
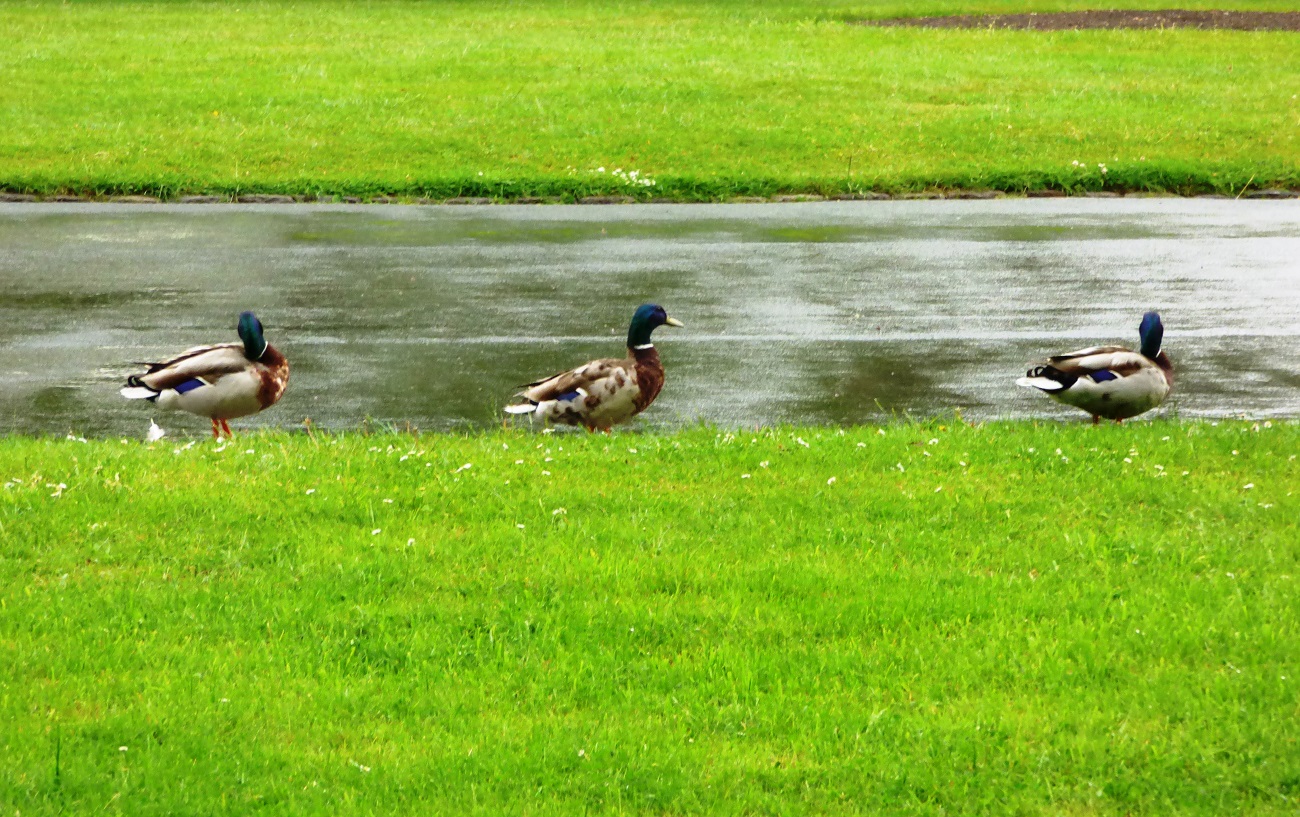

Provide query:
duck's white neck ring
left=632, top=343, right=654, bottom=351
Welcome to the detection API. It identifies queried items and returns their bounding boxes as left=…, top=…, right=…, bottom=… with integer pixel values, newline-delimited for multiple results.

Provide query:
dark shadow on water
left=783, top=343, right=978, bottom=425
left=0, top=288, right=187, bottom=310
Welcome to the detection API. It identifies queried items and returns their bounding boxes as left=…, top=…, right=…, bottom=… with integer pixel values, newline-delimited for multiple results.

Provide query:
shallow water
left=1, top=199, right=1297, bottom=437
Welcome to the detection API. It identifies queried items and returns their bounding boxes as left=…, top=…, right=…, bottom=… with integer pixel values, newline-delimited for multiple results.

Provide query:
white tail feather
left=120, top=386, right=158, bottom=400
left=503, top=403, right=536, bottom=415
left=1016, top=376, right=1065, bottom=392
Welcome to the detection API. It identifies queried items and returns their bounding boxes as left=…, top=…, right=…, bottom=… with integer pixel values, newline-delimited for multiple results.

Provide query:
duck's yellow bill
left=665, top=317, right=685, bottom=327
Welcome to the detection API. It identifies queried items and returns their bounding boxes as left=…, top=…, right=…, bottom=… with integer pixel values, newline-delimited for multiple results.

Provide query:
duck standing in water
left=505, top=303, right=684, bottom=430
left=1017, top=311, right=1173, bottom=423
left=120, top=311, right=290, bottom=438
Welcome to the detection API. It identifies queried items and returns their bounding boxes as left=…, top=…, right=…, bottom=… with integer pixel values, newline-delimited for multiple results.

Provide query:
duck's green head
left=1139, top=311, right=1163, bottom=358
left=238, top=311, right=269, bottom=360
left=627, top=304, right=684, bottom=348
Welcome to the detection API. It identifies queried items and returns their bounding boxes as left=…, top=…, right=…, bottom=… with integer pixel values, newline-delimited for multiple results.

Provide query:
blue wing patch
left=1090, top=370, right=1118, bottom=383
left=556, top=390, right=581, bottom=402
left=173, top=378, right=208, bottom=395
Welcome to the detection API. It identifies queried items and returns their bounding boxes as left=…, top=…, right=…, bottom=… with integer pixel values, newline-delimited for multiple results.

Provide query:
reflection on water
left=1, top=199, right=1298, bottom=437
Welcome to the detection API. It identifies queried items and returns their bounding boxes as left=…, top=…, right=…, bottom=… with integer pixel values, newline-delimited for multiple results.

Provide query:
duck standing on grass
left=120, top=311, right=289, bottom=438
left=505, top=303, right=684, bottom=430
left=1016, top=311, right=1172, bottom=423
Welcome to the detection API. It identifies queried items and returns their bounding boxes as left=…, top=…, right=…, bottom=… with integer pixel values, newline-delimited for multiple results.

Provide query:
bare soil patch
left=858, top=10, right=1300, bottom=31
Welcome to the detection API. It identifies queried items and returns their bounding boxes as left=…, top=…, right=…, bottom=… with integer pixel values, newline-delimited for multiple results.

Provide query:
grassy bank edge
left=2, top=416, right=1296, bottom=442
left=3, top=166, right=1298, bottom=204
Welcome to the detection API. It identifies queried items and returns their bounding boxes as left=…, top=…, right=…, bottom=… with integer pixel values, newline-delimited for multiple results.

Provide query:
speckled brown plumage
left=503, top=304, right=682, bottom=430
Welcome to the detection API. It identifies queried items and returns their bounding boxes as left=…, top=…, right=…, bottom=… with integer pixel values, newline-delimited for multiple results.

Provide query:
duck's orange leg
left=220, top=419, right=233, bottom=437
left=211, top=418, right=222, bottom=439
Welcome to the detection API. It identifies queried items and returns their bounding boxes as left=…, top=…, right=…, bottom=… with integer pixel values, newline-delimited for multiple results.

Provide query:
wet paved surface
left=0, top=199, right=1297, bottom=437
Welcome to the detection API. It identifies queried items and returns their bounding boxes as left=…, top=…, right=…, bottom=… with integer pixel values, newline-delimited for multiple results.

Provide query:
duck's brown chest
left=632, top=346, right=665, bottom=412
left=256, top=345, right=290, bottom=409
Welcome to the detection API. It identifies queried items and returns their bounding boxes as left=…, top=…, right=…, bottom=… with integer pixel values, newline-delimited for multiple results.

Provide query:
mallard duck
left=504, top=304, right=684, bottom=430
left=1016, top=311, right=1173, bottom=423
left=120, top=311, right=290, bottom=438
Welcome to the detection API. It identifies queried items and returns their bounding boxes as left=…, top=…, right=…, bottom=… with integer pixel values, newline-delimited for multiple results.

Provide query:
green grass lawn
left=1, top=0, right=1298, bottom=200
left=2, top=422, right=1296, bottom=814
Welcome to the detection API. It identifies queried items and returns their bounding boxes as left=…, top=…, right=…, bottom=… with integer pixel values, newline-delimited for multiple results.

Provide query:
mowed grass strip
left=1, top=0, right=1298, bottom=200
left=1, top=422, right=1296, bottom=814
